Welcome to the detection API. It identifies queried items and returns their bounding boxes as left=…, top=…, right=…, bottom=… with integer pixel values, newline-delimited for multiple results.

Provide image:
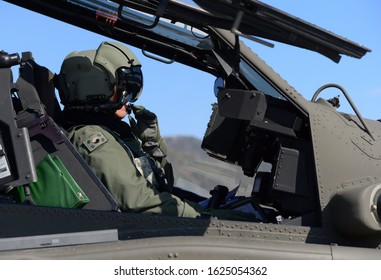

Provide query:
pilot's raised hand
left=129, top=104, right=168, bottom=161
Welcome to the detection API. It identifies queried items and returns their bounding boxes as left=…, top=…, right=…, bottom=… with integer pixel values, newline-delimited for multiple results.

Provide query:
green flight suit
left=68, top=124, right=202, bottom=217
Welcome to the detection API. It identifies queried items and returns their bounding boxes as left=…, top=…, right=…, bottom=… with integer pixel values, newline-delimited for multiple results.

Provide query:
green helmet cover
left=59, top=41, right=141, bottom=106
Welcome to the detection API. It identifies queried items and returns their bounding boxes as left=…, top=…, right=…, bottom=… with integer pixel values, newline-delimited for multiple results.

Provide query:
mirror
left=214, top=77, right=225, bottom=97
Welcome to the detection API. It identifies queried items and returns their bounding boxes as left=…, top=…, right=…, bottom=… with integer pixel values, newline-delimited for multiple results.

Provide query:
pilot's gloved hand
left=130, top=104, right=159, bottom=141
left=129, top=104, right=168, bottom=162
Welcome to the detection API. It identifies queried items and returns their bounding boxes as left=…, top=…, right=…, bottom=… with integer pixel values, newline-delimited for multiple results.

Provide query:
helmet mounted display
left=58, top=41, right=143, bottom=111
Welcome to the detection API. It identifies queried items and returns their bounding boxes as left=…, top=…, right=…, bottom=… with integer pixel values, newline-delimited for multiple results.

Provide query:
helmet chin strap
left=93, top=101, right=124, bottom=112
left=65, top=88, right=132, bottom=113
left=65, top=100, right=123, bottom=113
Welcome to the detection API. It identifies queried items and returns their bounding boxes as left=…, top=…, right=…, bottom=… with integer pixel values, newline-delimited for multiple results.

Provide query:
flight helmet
left=58, top=41, right=143, bottom=110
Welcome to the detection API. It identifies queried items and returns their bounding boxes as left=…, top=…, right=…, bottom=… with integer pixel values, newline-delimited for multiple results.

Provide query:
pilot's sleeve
left=69, top=125, right=201, bottom=218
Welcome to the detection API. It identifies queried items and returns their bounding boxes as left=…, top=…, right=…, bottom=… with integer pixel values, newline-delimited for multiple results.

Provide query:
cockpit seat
left=13, top=55, right=117, bottom=211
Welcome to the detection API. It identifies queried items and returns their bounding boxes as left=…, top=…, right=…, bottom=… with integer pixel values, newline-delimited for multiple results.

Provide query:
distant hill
left=164, top=136, right=254, bottom=197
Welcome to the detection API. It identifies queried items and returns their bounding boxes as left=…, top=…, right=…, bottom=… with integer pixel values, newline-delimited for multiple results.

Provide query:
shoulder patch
left=82, top=131, right=108, bottom=153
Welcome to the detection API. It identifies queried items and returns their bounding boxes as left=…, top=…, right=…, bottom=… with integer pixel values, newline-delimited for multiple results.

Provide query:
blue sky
left=1, top=0, right=380, bottom=139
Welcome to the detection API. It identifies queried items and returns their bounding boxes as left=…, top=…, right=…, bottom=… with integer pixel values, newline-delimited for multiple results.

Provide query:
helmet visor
left=115, top=66, right=143, bottom=103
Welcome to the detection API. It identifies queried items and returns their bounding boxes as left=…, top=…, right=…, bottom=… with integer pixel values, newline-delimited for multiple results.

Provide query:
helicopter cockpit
left=1, top=0, right=373, bottom=225
left=0, top=0, right=320, bottom=225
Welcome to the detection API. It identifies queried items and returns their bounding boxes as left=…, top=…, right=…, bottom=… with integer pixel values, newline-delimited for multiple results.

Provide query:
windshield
left=240, top=59, right=284, bottom=99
